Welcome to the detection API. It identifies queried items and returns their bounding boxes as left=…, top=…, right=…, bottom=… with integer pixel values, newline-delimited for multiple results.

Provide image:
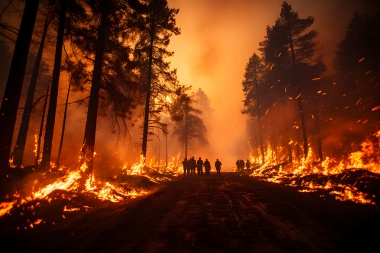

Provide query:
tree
left=171, top=86, right=208, bottom=159
left=40, top=0, right=67, bottom=169
left=11, top=15, right=51, bottom=167
left=0, top=0, right=40, bottom=172
left=334, top=12, right=380, bottom=129
left=80, top=0, right=112, bottom=179
left=40, top=0, right=87, bottom=170
left=137, top=0, right=180, bottom=162
left=242, top=53, right=265, bottom=163
left=258, top=1, right=326, bottom=161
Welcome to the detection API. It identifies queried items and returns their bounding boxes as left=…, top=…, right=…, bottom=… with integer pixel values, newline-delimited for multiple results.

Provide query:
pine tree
left=138, top=0, right=180, bottom=162
left=171, top=86, right=208, bottom=159
left=258, top=1, right=325, bottom=160
left=334, top=12, right=380, bottom=125
left=0, top=0, right=40, bottom=173
left=242, top=53, right=265, bottom=163
left=12, top=16, right=51, bottom=167
left=80, top=0, right=111, bottom=179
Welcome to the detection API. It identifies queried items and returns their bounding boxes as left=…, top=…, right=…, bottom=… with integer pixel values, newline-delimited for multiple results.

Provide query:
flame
left=0, top=201, right=16, bottom=216
left=123, top=155, right=146, bottom=175
left=33, top=134, right=38, bottom=156
left=249, top=131, right=380, bottom=205
left=33, top=170, right=81, bottom=199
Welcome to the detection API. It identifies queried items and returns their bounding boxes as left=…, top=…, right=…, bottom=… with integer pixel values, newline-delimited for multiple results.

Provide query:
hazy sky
left=166, top=0, right=379, bottom=167
left=1, top=0, right=379, bottom=169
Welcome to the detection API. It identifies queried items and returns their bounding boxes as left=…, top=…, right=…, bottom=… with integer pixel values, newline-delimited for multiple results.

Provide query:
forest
left=241, top=2, right=380, bottom=173
left=0, top=0, right=379, bottom=225
left=0, top=0, right=211, bottom=180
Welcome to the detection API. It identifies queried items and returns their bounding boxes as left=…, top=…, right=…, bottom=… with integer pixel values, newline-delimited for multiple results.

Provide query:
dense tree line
left=241, top=1, right=380, bottom=164
left=0, top=0, right=209, bottom=184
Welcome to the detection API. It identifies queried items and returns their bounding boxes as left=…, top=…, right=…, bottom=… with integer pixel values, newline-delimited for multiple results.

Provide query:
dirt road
left=3, top=172, right=380, bottom=252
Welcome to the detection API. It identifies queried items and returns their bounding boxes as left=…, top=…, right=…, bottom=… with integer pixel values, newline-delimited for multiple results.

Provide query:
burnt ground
left=1, top=172, right=380, bottom=253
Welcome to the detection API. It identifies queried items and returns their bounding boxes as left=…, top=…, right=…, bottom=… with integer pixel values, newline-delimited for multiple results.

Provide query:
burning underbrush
left=251, top=165, right=380, bottom=206
left=249, top=131, right=380, bottom=206
left=0, top=163, right=181, bottom=231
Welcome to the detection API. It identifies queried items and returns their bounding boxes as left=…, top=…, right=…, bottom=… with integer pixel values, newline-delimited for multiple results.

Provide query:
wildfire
left=123, top=155, right=146, bottom=175
left=0, top=167, right=150, bottom=226
left=0, top=151, right=186, bottom=229
left=249, top=131, right=380, bottom=205
left=0, top=201, right=16, bottom=217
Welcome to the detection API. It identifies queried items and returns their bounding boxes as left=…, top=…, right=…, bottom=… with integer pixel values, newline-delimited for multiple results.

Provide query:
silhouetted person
left=246, top=159, right=250, bottom=171
left=204, top=158, right=211, bottom=176
left=190, top=157, right=196, bottom=175
left=239, top=159, right=245, bottom=172
left=182, top=158, right=188, bottom=175
left=215, top=159, right=222, bottom=174
left=197, top=157, right=203, bottom=176
left=236, top=159, right=240, bottom=172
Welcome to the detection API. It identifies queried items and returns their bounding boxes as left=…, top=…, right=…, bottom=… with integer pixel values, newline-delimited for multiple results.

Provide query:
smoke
left=3, top=0, right=379, bottom=170
left=167, top=0, right=380, bottom=167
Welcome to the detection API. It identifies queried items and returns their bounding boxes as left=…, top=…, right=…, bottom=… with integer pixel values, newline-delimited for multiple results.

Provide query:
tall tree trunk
left=141, top=8, right=156, bottom=162
left=165, top=117, right=168, bottom=167
left=285, top=15, right=308, bottom=159
left=81, top=3, right=109, bottom=179
left=0, top=0, right=40, bottom=173
left=282, top=98, right=293, bottom=164
left=12, top=17, right=50, bottom=166
left=40, top=1, right=67, bottom=170
left=254, top=63, right=265, bottom=164
left=36, top=82, right=50, bottom=165
left=313, top=95, right=323, bottom=161
left=184, top=101, right=189, bottom=160
left=56, top=80, right=71, bottom=168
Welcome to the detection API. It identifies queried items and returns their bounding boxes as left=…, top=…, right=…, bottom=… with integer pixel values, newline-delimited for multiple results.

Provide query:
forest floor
left=1, top=172, right=380, bottom=253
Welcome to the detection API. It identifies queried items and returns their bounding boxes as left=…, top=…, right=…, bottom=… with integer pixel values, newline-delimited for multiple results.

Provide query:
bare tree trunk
left=285, top=15, right=308, bottom=159
left=142, top=8, right=156, bottom=162
left=40, top=0, right=67, bottom=170
left=81, top=2, right=109, bottom=179
left=36, top=83, right=50, bottom=165
left=313, top=95, right=323, bottom=161
left=184, top=101, right=189, bottom=160
left=56, top=80, right=71, bottom=168
left=12, top=17, right=50, bottom=166
left=282, top=98, right=293, bottom=164
left=254, top=63, right=265, bottom=164
left=0, top=0, right=40, bottom=173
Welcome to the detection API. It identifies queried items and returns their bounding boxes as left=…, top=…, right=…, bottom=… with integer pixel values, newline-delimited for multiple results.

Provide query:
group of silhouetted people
left=182, top=157, right=222, bottom=176
left=236, top=159, right=250, bottom=172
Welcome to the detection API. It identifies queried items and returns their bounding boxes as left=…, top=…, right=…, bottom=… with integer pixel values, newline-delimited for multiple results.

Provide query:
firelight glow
left=167, top=0, right=379, bottom=167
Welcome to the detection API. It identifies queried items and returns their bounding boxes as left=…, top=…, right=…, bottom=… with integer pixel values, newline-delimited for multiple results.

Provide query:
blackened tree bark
left=184, top=99, right=189, bottom=160
left=36, top=83, right=50, bottom=165
left=12, top=17, right=50, bottom=167
left=40, top=0, right=67, bottom=170
left=140, top=0, right=180, bottom=162
left=80, top=2, right=109, bottom=179
left=0, top=0, right=40, bottom=173
left=56, top=80, right=71, bottom=168
left=141, top=6, right=156, bottom=161
left=253, top=62, right=265, bottom=164
left=284, top=12, right=308, bottom=159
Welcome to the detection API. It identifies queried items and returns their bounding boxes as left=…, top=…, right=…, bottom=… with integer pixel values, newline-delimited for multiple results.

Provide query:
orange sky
left=166, top=0, right=379, bottom=168
left=1, top=0, right=379, bottom=170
